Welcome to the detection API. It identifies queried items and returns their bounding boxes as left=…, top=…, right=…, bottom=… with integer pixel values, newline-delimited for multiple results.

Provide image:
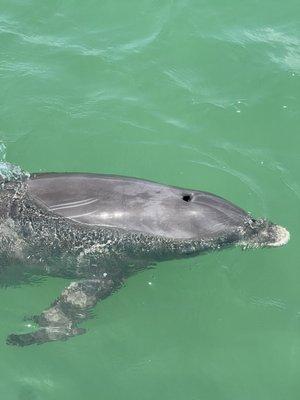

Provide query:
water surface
left=0, top=0, right=299, bottom=399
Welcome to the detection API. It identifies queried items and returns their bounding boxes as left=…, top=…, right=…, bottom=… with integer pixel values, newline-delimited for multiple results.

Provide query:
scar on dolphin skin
left=0, top=163, right=290, bottom=346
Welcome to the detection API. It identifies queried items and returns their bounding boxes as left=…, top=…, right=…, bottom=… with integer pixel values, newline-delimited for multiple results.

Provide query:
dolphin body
left=0, top=167, right=289, bottom=346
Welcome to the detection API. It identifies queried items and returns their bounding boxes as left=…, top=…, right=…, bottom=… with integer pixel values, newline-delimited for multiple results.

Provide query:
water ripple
left=250, top=296, right=287, bottom=311
left=212, top=26, right=300, bottom=72
left=189, top=156, right=267, bottom=214
left=0, top=60, right=54, bottom=77
left=225, top=27, right=300, bottom=46
left=164, top=67, right=235, bottom=108
left=0, top=10, right=167, bottom=61
left=275, top=163, right=300, bottom=200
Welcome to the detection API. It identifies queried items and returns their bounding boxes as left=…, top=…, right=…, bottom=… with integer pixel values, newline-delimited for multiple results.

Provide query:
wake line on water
left=163, top=67, right=242, bottom=109
left=208, top=26, right=300, bottom=73
left=0, top=11, right=166, bottom=61
left=189, top=158, right=267, bottom=213
left=275, top=164, right=300, bottom=200
left=216, top=27, right=300, bottom=46
left=217, top=141, right=300, bottom=201
left=181, top=145, right=268, bottom=214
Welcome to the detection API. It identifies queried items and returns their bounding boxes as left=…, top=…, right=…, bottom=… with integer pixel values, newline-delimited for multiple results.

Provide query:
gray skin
left=0, top=173, right=289, bottom=346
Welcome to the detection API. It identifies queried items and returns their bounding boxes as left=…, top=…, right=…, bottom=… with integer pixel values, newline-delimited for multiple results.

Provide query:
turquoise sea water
left=1, top=0, right=300, bottom=399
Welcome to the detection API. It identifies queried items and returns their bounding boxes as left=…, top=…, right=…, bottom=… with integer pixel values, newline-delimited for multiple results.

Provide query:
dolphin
left=0, top=166, right=289, bottom=346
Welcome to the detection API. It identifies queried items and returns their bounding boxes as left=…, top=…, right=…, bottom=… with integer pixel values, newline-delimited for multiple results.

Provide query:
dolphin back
left=27, top=173, right=251, bottom=241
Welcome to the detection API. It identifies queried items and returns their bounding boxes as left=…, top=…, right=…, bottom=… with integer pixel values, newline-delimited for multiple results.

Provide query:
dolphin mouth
left=266, top=225, right=290, bottom=247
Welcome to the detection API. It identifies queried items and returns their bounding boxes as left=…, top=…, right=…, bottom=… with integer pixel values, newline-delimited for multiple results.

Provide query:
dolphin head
left=154, top=189, right=290, bottom=250
left=27, top=173, right=290, bottom=251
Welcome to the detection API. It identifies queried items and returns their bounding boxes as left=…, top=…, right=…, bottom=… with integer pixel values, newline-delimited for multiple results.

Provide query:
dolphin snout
left=239, top=219, right=290, bottom=248
left=265, top=224, right=290, bottom=247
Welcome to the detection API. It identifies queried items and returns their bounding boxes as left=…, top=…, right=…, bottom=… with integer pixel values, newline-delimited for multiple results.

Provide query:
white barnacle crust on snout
left=266, top=225, right=290, bottom=247
left=237, top=220, right=290, bottom=249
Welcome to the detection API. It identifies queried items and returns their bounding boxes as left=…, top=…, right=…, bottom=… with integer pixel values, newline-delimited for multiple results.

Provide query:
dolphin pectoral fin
left=7, top=277, right=117, bottom=346
left=7, top=327, right=86, bottom=346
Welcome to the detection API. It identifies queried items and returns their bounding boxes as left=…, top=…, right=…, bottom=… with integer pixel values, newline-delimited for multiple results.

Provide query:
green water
left=1, top=0, right=299, bottom=398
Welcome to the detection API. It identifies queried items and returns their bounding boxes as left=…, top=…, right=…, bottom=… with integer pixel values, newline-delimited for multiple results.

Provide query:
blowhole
left=182, top=194, right=192, bottom=202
